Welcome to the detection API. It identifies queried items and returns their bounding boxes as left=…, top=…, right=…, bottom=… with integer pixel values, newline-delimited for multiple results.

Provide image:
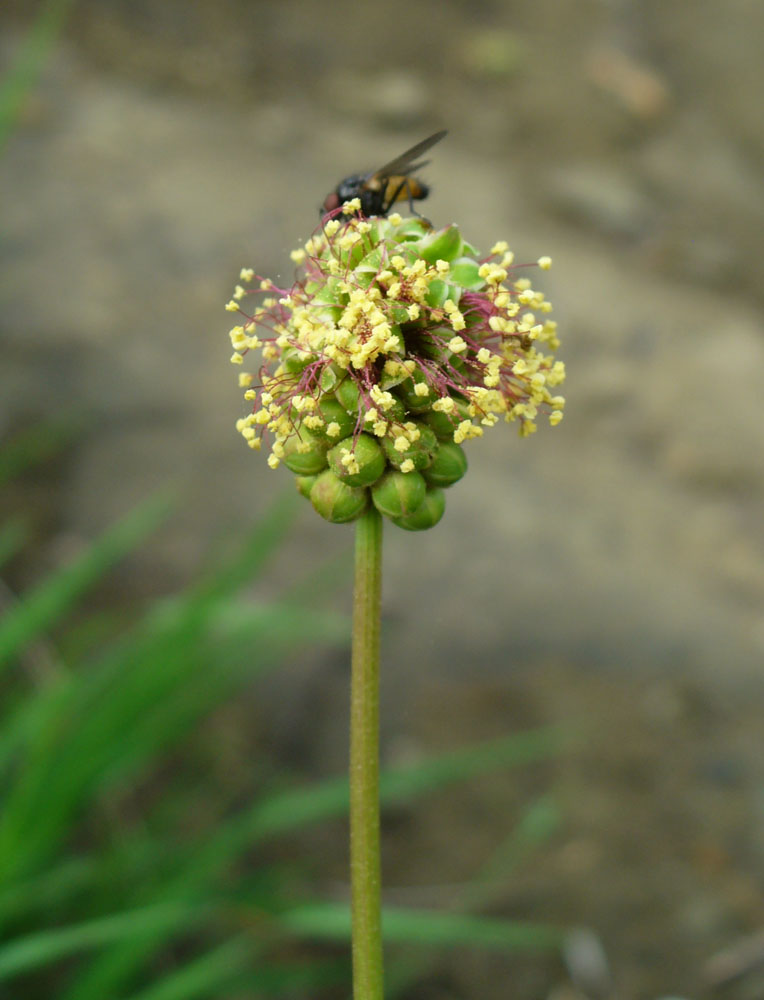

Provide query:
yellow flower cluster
left=224, top=213, right=564, bottom=528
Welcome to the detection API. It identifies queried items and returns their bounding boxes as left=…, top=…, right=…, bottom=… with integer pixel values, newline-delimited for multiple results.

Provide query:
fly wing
left=364, top=129, right=448, bottom=182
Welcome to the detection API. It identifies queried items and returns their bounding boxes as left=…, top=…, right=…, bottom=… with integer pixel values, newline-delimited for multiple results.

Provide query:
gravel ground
left=2, top=2, right=763, bottom=997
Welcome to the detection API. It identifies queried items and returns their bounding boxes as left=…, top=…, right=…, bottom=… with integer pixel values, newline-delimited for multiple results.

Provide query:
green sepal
left=320, top=363, right=344, bottom=393
left=316, top=397, right=356, bottom=440
left=382, top=423, right=439, bottom=471
left=295, top=474, right=318, bottom=499
left=425, top=280, right=461, bottom=309
left=418, top=225, right=464, bottom=264
left=363, top=396, right=405, bottom=427
left=310, top=470, right=369, bottom=523
left=371, top=469, right=426, bottom=519
left=282, top=429, right=329, bottom=476
left=328, top=433, right=386, bottom=487
left=335, top=378, right=360, bottom=414
left=388, top=218, right=429, bottom=241
left=391, top=488, right=446, bottom=531
left=422, top=441, right=468, bottom=487
left=397, top=374, right=439, bottom=413
left=389, top=304, right=413, bottom=324
left=377, top=367, right=410, bottom=392
left=282, top=348, right=315, bottom=375
left=449, top=257, right=485, bottom=290
left=425, top=278, right=448, bottom=308
left=337, top=237, right=369, bottom=271
left=423, top=407, right=459, bottom=440
left=310, top=277, right=345, bottom=313
left=357, top=246, right=384, bottom=275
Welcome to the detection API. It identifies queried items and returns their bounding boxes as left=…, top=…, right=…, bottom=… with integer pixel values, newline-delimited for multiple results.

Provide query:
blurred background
left=2, top=1, right=764, bottom=998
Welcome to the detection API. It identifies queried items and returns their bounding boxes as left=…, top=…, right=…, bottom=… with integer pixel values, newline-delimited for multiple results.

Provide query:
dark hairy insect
left=321, top=130, right=447, bottom=219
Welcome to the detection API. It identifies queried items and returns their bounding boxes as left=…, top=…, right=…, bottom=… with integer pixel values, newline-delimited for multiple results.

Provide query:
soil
left=2, top=2, right=763, bottom=998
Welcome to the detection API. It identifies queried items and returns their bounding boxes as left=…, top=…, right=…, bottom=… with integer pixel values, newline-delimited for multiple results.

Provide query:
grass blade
left=277, top=901, right=563, bottom=952
left=0, top=416, right=83, bottom=486
left=0, top=903, right=202, bottom=982
left=0, top=490, right=173, bottom=671
left=0, top=0, right=74, bottom=154
left=123, top=938, right=254, bottom=1000
left=59, top=727, right=564, bottom=1000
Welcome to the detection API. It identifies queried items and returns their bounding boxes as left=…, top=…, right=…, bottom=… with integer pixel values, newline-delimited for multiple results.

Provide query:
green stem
left=350, top=506, right=384, bottom=1000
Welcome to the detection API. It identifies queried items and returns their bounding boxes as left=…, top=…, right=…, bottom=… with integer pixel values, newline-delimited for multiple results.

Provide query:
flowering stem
left=350, top=505, right=384, bottom=1000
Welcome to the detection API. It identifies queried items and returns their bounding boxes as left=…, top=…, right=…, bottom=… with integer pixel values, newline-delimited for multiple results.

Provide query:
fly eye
left=322, top=192, right=341, bottom=212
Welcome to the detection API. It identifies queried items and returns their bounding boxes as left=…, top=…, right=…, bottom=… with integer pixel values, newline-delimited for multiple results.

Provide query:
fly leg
left=382, top=178, right=433, bottom=226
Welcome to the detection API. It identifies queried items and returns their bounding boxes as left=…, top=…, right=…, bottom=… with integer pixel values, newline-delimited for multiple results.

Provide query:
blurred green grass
left=0, top=420, right=566, bottom=998
left=0, top=0, right=74, bottom=154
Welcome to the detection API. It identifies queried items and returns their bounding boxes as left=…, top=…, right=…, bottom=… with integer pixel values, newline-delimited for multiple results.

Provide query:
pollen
left=226, top=212, right=564, bottom=475
left=340, top=449, right=361, bottom=475
left=478, top=263, right=508, bottom=285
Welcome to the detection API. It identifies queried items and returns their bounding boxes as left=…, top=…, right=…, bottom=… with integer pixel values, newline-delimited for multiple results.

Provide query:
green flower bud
left=328, top=433, right=386, bottom=487
left=382, top=423, right=439, bottom=472
left=424, top=278, right=450, bottom=308
left=317, top=397, right=356, bottom=441
left=282, top=347, right=314, bottom=375
left=335, top=378, right=360, bottom=414
left=423, top=407, right=459, bottom=440
left=364, top=395, right=405, bottom=428
left=371, top=469, right=426, bottom=519
left=397, top=374, right=439, bottom=413
left=320, top=363, right=345, bottom=393
left=448, top=257, right=485, bottom=290
left=417, top=225, right=464, bottom=263
left=295, top=474, right=317, bottom=499
left=310, top=470, right=368, bottom=524
left=389, top=217, right=429, bottom=240
left=392, top=488, right=446, bottom=531
left=422, top=441, right=467, bottom=487
left=282, top=428, right=329, bottom=476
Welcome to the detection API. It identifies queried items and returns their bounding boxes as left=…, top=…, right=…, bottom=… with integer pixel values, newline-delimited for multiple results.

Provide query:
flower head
left=227, top=213, right=564, bottom=529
